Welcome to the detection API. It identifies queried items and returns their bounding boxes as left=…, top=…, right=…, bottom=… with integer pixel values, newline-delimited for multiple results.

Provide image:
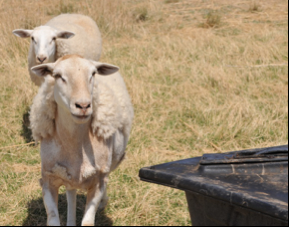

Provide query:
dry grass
left=0, top=0, right=288, bottom=225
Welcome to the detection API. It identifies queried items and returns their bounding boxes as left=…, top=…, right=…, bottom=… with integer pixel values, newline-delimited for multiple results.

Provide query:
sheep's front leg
left=66, top=189, right=77, bottom=226
left=42, top=181, right=60, bottom=226
left=81, top=179, right=107, bottom=226
left=98, top=189, right=109, bottom=211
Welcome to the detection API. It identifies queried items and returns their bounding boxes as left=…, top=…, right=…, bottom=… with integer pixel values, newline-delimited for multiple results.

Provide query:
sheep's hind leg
left=81, top=178, right=107, bottom=226
left=42, top=181, right=60, bottom=226
left=66, top=189, right=77, bottom=226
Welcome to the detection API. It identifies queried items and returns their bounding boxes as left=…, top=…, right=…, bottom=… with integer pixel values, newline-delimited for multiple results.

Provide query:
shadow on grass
left=22, top=193, right=113, bottom=226
left=21, top=106, right=33, bottom=143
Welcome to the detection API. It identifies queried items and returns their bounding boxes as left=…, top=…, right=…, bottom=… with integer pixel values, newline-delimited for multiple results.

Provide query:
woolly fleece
left=29, top=72, right=134, bottom=142
left=28, top=14, right=102, bottom=86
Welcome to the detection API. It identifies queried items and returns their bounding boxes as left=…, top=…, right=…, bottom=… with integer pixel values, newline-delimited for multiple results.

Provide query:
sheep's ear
left=92, top=61, right=119, bottom=76
left=12, top=29, right=33, bottom=38
left=57, top=31, right=75, bottom=39
left=31, top=63, right=55, bottom=77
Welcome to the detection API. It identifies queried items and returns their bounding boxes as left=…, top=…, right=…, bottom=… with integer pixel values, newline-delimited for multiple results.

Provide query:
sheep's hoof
left=98, top=196, right=109, bottom=211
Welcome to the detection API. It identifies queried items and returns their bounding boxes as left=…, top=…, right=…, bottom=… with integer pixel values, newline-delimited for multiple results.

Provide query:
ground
left=0, top=0, right=288, bottom=225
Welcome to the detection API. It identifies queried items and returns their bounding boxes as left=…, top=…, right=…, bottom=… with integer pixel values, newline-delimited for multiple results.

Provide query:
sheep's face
left=53, top=56, right=96, bottom=124
left=31, top=55, right=119, bottom=125
left=13, top=26, right=75, bottom=64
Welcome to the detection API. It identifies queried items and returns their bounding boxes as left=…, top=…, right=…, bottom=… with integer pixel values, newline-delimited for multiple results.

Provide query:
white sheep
left=13, top=14, right=102, bottom=86
left=29, top=54, right=134, bottom=226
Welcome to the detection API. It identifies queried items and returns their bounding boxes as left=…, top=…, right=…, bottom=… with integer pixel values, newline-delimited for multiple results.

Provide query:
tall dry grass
left=0, top=0, right=288, bottom=225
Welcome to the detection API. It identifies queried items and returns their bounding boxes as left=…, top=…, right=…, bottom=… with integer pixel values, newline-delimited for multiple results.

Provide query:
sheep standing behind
left=29, top=55, right=133, bottom=226
left=13, top=14, right=102, bottom=86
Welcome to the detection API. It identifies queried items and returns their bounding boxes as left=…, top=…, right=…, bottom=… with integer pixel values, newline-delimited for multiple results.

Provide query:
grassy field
left=0, top=0, right=288, bottom=225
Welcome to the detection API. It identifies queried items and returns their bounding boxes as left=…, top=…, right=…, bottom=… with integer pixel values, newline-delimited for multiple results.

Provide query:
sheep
left=29, top=54, right=134, bottom=226
left=13, top=14, right=102, bottom=86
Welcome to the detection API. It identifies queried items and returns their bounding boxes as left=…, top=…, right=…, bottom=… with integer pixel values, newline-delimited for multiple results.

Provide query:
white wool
left=27, top=14, right=102, bottom=86
left=92, top=72, right=134, bottom=139
left=47, top=14, right=102, bottom=61
left=29, top=76, right=56, bottom=141
left=30, top=72, right=134, bottom=141
left=91, top=80, right=121, bottom=139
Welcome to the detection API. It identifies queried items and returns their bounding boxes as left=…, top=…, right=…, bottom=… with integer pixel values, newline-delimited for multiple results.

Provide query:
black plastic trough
left=139, top=145, right=288, bottom=226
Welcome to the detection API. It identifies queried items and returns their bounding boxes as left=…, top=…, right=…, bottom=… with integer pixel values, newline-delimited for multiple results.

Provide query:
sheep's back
left=46, top=14, right=102, bottom=61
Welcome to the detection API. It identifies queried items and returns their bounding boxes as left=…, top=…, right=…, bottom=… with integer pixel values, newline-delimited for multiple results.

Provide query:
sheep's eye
left=31, top=37, right=36, bottom=43
left=50, top=37, right=56, bottom=44
left=61, top=77, right=66, bottom=83
left=55, top=74, right=66, bottom=83
left=89, top=72, right=96, bottom=83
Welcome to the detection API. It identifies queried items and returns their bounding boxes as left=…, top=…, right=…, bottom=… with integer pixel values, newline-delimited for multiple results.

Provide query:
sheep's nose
left=37, top=56, right=47, bottom=63
left=75, top=102, right=91, bottom=111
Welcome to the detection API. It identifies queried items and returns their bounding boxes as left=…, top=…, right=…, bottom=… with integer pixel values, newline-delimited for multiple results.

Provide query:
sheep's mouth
left=72, top=114, right=91, bottom=120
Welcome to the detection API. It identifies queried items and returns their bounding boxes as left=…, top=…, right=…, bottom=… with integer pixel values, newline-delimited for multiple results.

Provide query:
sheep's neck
left=55, top=107, right=92, bottom=142
left=49, top=107, right=108, bottom=185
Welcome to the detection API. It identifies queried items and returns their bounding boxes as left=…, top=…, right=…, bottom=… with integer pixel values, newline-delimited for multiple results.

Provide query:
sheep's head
left=31, top=55, right=119, bottom=124
left=13, top=26, right=75, bottom=64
